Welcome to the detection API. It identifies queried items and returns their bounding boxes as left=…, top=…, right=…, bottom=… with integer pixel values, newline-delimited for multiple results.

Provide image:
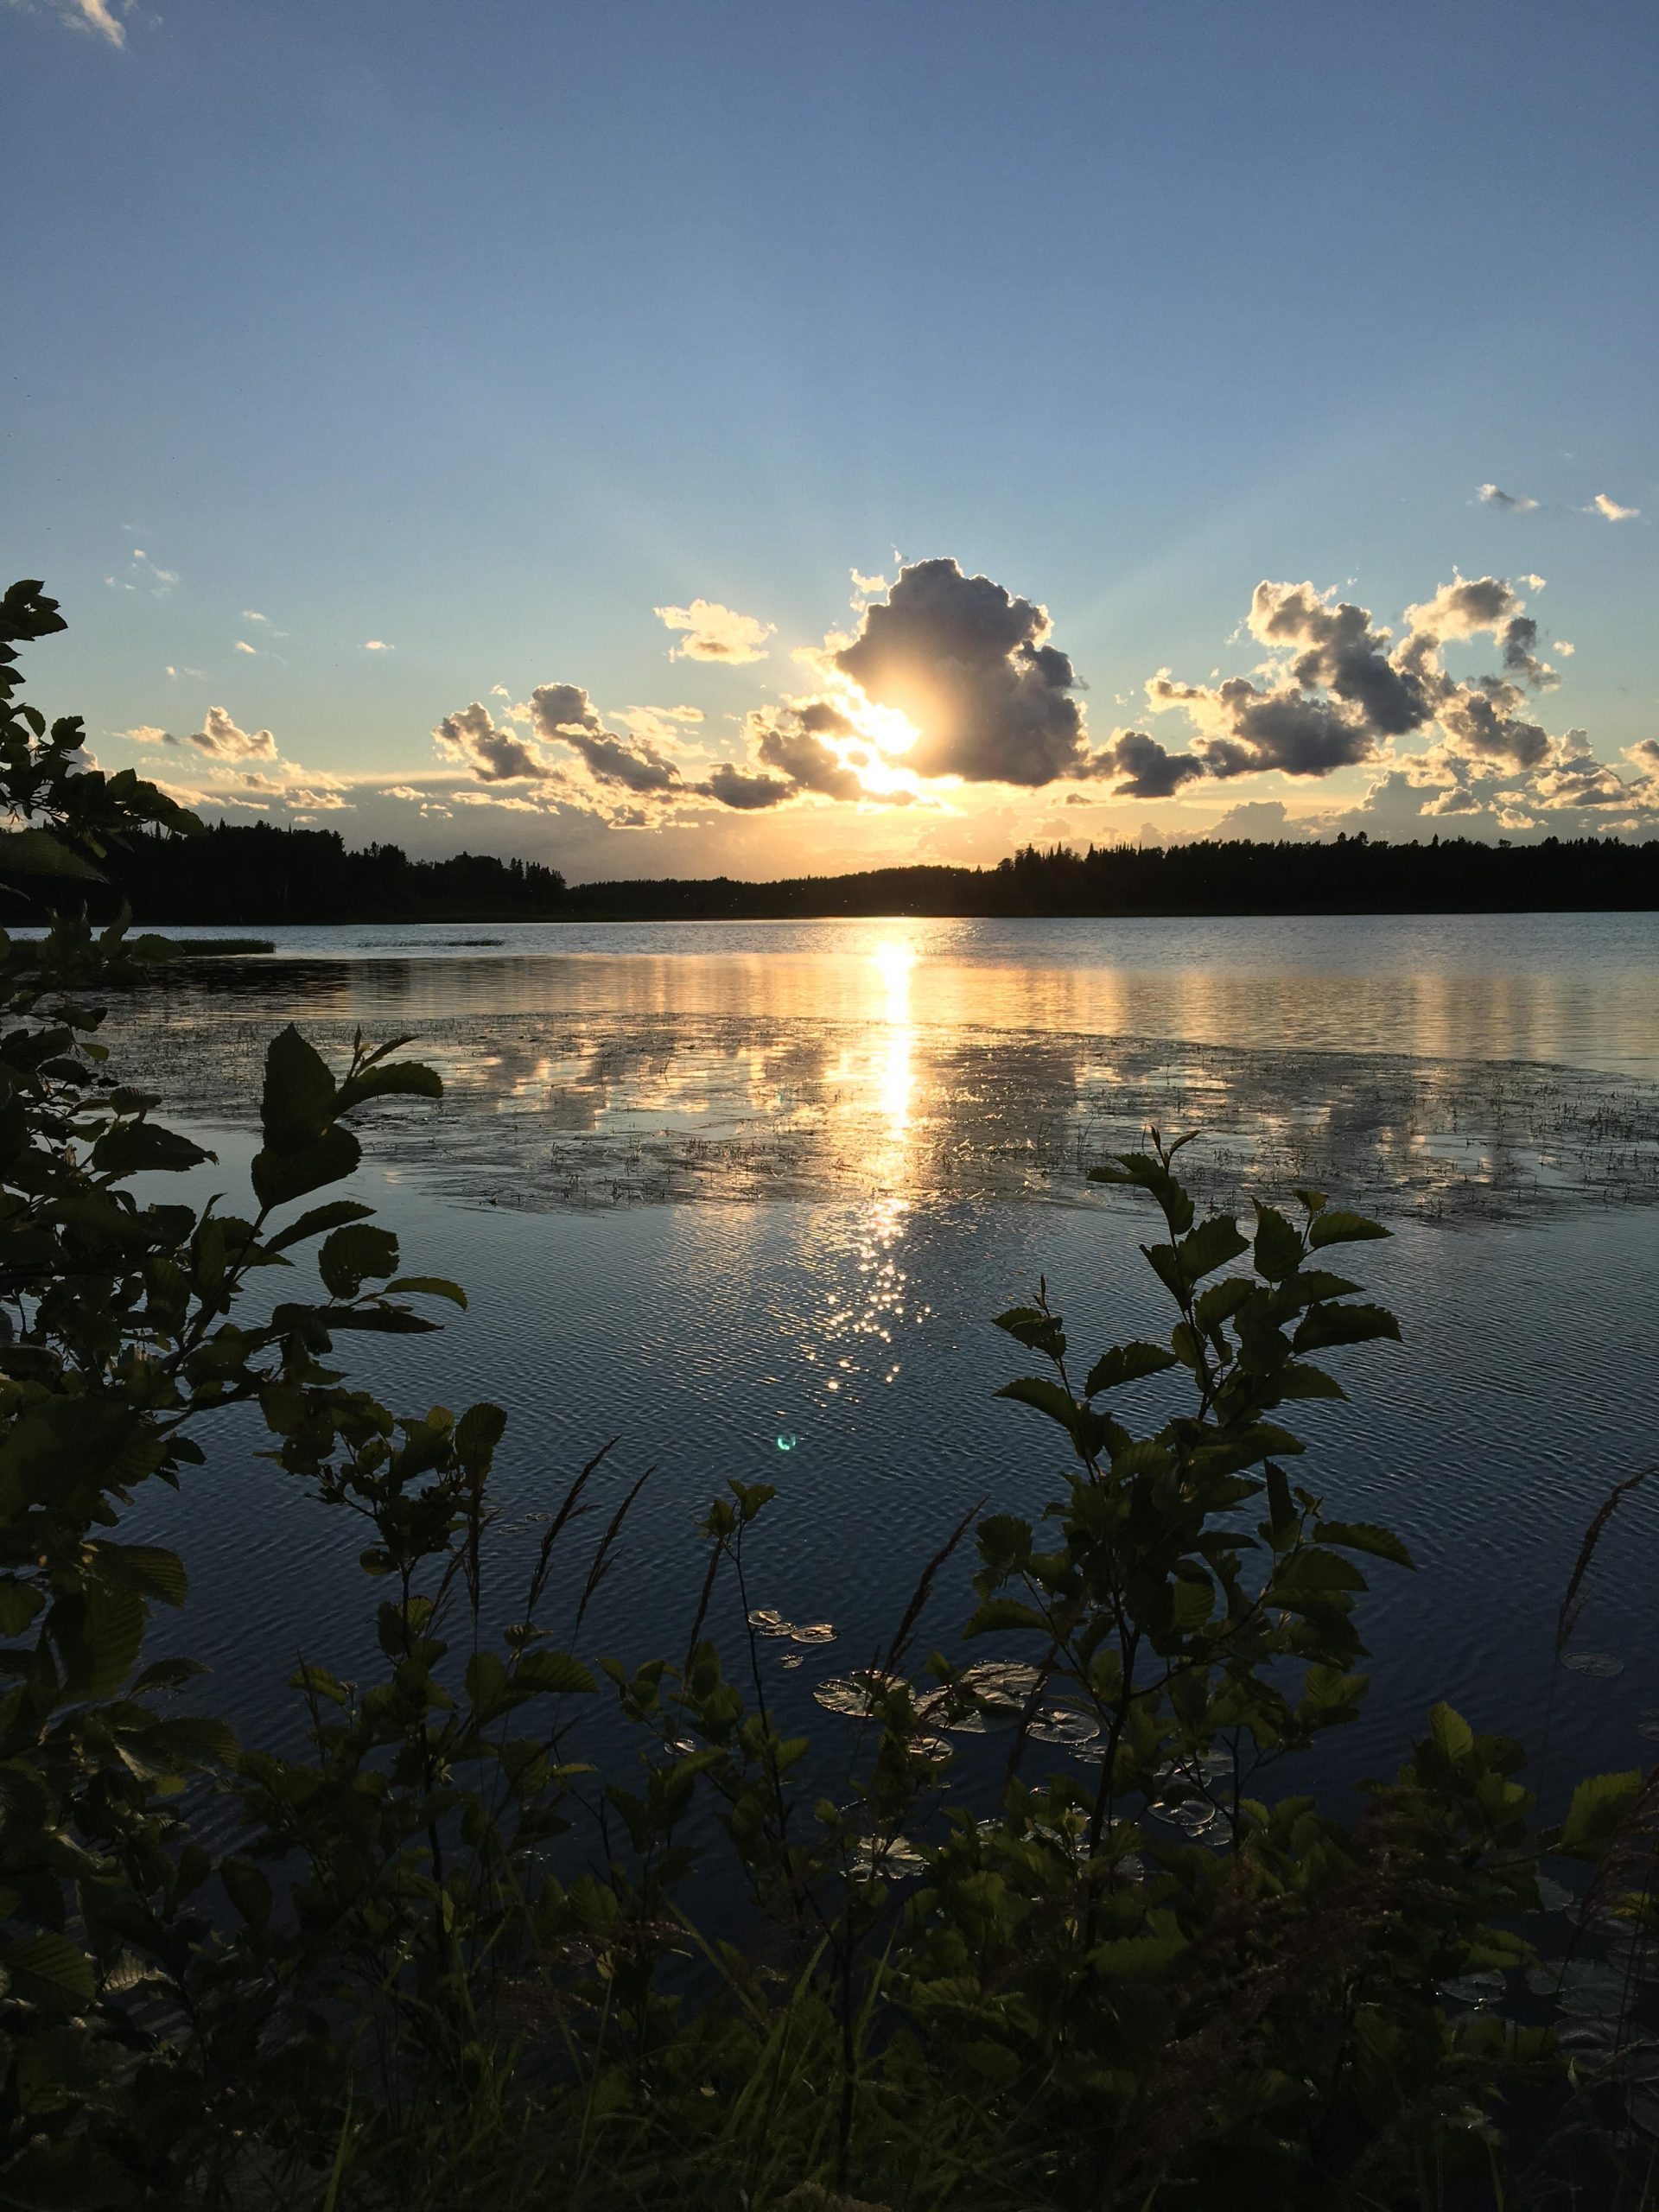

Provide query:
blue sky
left=3, top=0, right=1655, bottom=874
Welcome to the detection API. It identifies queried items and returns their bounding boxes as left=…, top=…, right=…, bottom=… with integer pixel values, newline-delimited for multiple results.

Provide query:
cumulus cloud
left=383, top=785, right=423, bottom=802
left=365, top=639, right=392, bottom=652
left=1588, top=493, right=1639, bottom=521
left=434, top=701, right=552, bottom=782
left=1249, top=580, right=1428, bottom=736
left=118, top=723, right=174, bottom=746
left=1625, top=739, right=1659, bottom=779
left=1095, top=728, right=1204, bottom=799
left=1147, top=671, right=1376, bottom=778
left=562, top=729, right=682, bottom=794
left=529, top=683, right=601, bottom=737
left=701, top=763, right=795, bottom=810
left=188, top=706, right=278, bottom=761
left=1146, top=570, right=1588, bottom=789
left=1478, top=484, right=1539, bottom=512
left=834, top=557, right=1091, bottom=785
left=234, top=641, right=259, bottom=656
left=747, top=702, right=864, bottom=800
left=655, top=599, right=774, bottom=664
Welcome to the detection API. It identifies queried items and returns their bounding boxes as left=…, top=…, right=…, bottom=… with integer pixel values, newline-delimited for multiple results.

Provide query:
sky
left=3, top=0, right=1656, bottom=880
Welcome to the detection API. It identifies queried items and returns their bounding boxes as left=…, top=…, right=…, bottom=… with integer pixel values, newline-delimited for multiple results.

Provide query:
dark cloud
left=834, top=557, right=1090, bottom=784
left=562, top=728, right=682, bottom=794
left=434, top=701, right=550, bottom=782
left=1499, top=616, right=1556, bottom=689
left=1198, top=678, right=1376, bottom=778
left=530, top=683, right=602, bottom=737
left=702, top=763, right=796, bottom=810
left=1249, top=581, right=1429, bottom=738
left=749, top=703, right=864, bottom=800
left=1096, top=728, right=1204, bottom=798
left=1435, top=683, right=1551, bottom=769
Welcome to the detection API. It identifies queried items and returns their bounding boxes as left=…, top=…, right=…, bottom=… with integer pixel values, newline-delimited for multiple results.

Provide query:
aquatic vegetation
left=7, top=581, right=1659, bottom=2210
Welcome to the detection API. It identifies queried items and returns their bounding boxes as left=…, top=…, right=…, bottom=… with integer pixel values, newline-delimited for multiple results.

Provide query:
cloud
left=1625, top=739, right=1659, bottom=779
left=105, top=547, right=176, bottom=597
left=1207, top=799, right=1304, bottom=841
left=234, top=640, right=259, bottom=656
left=364, top=639, right=393, bottom=652
left=702, top=763, right=796, bottom=810
left=562, top=730, right=682, bottom=794
left=615, top=703, right=706, bottom=746
left=834, top=557, right=1091, bottom=784
left=1588, top=493, right=1639, bottom=521
left=529, top=683, right=602, bottom=737
left=29, top=0, right=128, bottom=45
left=118, top=723, right=174, bottom=746
left=164, top=664, right=204, bottom=681
left=384, top=785, right=423, bottom=802
left=655, top=599, right=774, bottom=664
left=434, top=700, right=553, bottom=782
left=242, top=610, right=270, bottom=624
left=747, top=702, right=864, bottom=800
left=1249, top=580, right=1427, bottom=735
left=1095, top=728, right=1204, bottom=798
left=188, top=706, right=278, bottom=761
left=1478, top=484, right=1539, bottom=512
left=1147, top=671, right=1376, bottom=778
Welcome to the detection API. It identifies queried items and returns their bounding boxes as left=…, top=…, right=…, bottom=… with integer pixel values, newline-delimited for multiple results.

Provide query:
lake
left=113, top=912, right=1659, bottom=1810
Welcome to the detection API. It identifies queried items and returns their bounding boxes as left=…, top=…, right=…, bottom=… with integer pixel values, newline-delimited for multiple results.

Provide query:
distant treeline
left=102, top=820, right=1659, bottom=925
left=105, top=823, right=570, bottom=924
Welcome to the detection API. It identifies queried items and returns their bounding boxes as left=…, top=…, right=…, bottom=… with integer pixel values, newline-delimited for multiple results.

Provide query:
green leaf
left=1430, top=1702, right=1474, bottom=1761
left=89, top=1542, right=188, bottom=1607
left=265, top=1198, right=376, bottom=1253
left=220, top=1857, right=273, bottom=1929
left=385, top=1274, right=467, bottom=1307
left=995, top=1376, right=1081, bottom=1439
left=317, top=1222, right=400, bottom=1300
left=993, top=1305, right=1065, bottom=1358
left=52, top=1584, right=145, bottom=1699
left=964, top=1597, right=1050, bottom=1637
left=334, top=1059, right=443, bottom=1116
left=0, top=1577, right=43, bottom=1636
left=1253, top=1204, right=1304, bottom=1281
left=1555, top=1770, right=1644, bottom=1859
left=1320, top=1521, right=1415, bottom=1569
left=1088, top=1935, right=1187, bottom=1976
left=1294, top=1302, right=1402, bottom=1353
left=1084, top=1341, right=1179, bottom=1396
left=454, top=1402, right=508, bottom=1465
left=90, top=1121, right=213, bottom=1177
left=259, top=1025, right=337, bottom=1154
left=1176, top=1215, right=1249, bottom=1282
left=1266, top=1461, right=1296, bottom=1542
left=1273, top=1362, right=1347, bottom=1400
left=1307, top=1208, right=1389, bottom=1250
left=2, top=1930, right=96, bottom=2012
left=0, top=828, right=105, bottom=880
left=515, top=1649, right=597, bottom=1696
left=251, top=1122, right=360, bottom=1209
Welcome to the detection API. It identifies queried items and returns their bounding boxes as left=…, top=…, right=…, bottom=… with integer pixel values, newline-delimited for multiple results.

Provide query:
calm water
left=122, top=914, right=1659, bottom=1805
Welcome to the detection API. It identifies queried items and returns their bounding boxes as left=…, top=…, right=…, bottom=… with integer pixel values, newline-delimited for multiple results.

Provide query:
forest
left=99, top=819, right=1659, bottom=925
